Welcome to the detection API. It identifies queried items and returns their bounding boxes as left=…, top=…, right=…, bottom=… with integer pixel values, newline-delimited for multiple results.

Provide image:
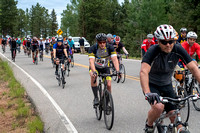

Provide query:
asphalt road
left=0, top=47, right=199, bottom=133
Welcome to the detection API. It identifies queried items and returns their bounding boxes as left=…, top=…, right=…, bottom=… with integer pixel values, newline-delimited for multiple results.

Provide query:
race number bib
left=95, top=58, right=107, bottom=67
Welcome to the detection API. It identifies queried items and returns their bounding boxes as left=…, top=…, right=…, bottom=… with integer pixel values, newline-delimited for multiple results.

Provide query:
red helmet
left=115, top=36, right=120, bottom=42
left=52, top=37, right=55, bottom=40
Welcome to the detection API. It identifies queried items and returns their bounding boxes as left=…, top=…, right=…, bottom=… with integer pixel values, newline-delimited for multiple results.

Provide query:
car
left=71, top=37, right=90, bottom=52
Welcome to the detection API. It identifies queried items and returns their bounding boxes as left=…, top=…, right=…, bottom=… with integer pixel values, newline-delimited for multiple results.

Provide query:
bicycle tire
left=95, top=83, right=102, bottom=120
left=191, top=81, right=200, bottom=111
left=119, top=64, right=126, bottom=83
left=177, top=87, right=190, bottom=123
left=103, top=90, right=114, bottom=130
left=62, top=69, right=65, bottom=89
left=67, top=62, right=70, bottom=77
left=71, top=57, right=74, bottom=67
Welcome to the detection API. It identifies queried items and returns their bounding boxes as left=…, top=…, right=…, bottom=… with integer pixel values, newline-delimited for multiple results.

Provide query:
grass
left=0, top=59, right=44, bottom=132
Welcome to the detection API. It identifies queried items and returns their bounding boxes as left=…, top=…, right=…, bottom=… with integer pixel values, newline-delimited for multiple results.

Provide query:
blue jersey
left=67, top=40, right=74, bottom=48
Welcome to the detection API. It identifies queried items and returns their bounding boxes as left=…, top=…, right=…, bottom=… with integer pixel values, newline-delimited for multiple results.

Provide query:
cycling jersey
left=177, top=35, right=187, bottom=44
left=141, top=39, right=155, bottom=52
left=23, top=40, right=27, bottom=46
left=1, top=40, right=6, bottom=45
left=67, top=40, right=75, bottom=49
left=16, top=40, right=21, bottom=45
left=31, top=41, right=39, bottom=52
left=88, top=43, right=117, bottom=69
left=11, top=40, right=17, bottom=49
left=181, top=41, right=200, bottom=59
left=39, top=41, right=44, bottom=50
left=113, top=42, right=124, bottom=53
left=53, top=43, right=66, bottom=58
left=142, top=44, right=192, bottom=86
left=26, top=41, right=31, bottom=48
left=152, top=37, right=158, bottom=44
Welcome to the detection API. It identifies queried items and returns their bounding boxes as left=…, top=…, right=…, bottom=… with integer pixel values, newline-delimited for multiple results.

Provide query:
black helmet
left=57, top=37, right=63, bottom=42
left=96, top=33, right=107, bottom=42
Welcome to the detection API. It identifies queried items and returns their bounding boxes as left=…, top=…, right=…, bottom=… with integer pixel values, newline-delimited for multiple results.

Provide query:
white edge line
left=0, top=52, right=78, bottom=133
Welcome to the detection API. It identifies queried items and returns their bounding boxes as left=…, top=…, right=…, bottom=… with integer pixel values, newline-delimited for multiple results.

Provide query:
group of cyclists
left=1, top=24, right=200, bottom=132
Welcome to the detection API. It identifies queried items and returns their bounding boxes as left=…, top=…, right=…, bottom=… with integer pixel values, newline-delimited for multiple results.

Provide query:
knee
left=152, top=103, right=164, bottom=114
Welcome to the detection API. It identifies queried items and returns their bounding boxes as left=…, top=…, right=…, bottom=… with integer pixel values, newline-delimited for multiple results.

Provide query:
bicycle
left=173, top=68, right=200, bottom=111
left=56, top=59, right=66, bottom=89
left=71, top=54, right=74, bottom=67
left=45, top=44, right=50, bottom=54
left=110, top=54, right=126, bottom=83
left=144, top=94, right=199, bottom=133
left=94, top=72, right=120, bottom=130
left=17, top=44, right=21, bottom=53
left=27, top=47, right=31, bottom=58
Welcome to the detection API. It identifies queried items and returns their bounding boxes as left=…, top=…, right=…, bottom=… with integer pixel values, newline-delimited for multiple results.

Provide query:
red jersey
left=141, top=39, right=155, bottom=52
left=23, top=40, right=27, bottom=46
left=181, top=41, right=200, bottom=59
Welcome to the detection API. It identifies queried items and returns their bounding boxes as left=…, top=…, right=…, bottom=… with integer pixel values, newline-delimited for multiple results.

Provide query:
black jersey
left=142, top=44, right=192, bottom=86
left=88, top=43, right=116, bottom=68
left=11, top=40, right=17, bottom=48
left=113, top=42, right=124, bottom=53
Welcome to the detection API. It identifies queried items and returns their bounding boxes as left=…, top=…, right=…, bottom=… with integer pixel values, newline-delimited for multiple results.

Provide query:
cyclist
left=113, top=36, right=129, bottom=59
left=50, top=37, right=56, bottom=62
left=53, top=37, right=68, bottom=76
left=45, top=37, right=50, bottom=53
left=67, top=36, right=75, bottom=54
left=141, top=34, right=155, bottom=57
left=177, top=27, right=187, bottom=44
left=26, top=38, right=31, bottom=55
left=23, top=38, right=27, bottom=53
left=88, top=33, right=120, bottom=106
left=31, top=37, right=39, bottom=63
left=107, top=33, right=114, bottom=45
left=181, top=31, right=200, bottom=66
left=1, top=38, right=7, bottom=51
left=140, top=24, right=200, bottom=133
left=16, top=38, right=21, bottom=53
left=10, top=37, right=17, bottom=61
left=39, top=38, right=44, bottom=58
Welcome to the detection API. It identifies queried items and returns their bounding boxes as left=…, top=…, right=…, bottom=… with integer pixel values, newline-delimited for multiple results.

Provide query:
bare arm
left=111, top=56, right=119, bottom=72
left=186, top=61, right=200, bottom=83
left=89, top=58, right=96, bottom=72
left=53, top=49, right=56, bottom=58
left=140, top=62, right=151, bottom=94
left=64, top=49, right=68, bottom=57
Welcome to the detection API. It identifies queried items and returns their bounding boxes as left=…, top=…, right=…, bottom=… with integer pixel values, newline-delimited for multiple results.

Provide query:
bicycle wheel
left=103, top=90, right=114, bottom=130
left=71, top=56, right=74, bottom=67
left=119, top=64, right=126, bottom=83
left=95, top=83, right=102, bottom=120
left=177, top=87, right=190, bottom=123
left=191, top=80, right=200, bottom=111
left=61, top=70, right=65, bottom=89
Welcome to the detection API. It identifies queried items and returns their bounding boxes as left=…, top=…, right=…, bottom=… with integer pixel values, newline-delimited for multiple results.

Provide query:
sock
left=92, top=86, right=98, bottom=98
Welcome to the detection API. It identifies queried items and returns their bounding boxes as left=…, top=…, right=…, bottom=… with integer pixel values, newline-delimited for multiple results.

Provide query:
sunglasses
left=160, top=40, right=175, bottom=45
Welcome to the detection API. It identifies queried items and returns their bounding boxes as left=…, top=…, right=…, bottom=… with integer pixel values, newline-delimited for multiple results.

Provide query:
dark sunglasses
left=160, top=40, right=175, bottom=45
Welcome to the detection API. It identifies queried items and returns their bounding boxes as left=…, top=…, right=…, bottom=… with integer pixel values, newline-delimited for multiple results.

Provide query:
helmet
left=46, top=37, right=49, bottom=39
left=174, top=31, right=179, bottom=40
left=52, top=37, right=55, bottom=40
left=68, top=36, right=72, bottom=40
left=57, top=37, right=63, bottom=42
left=18, top=38, right=20, bottom=40
left=40, top=38, right=43, bottom=40
left=187, top=31, right=198, bottom=39
left=115, top=36, right=121, bottom=42
left=180, top=28, right=187, bottom=32
left=147, top=34, right=154, bottom=39
left=154, top=24, right=176, bottom=40
left=96, top=33, right=107, bottom=42
left=33, top=37, right=37, bottom=40
left=107, top=33, right=113, bottom=38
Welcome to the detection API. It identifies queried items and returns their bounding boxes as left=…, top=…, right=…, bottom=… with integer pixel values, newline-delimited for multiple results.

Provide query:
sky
left=17, top=0, right=124, bottom=28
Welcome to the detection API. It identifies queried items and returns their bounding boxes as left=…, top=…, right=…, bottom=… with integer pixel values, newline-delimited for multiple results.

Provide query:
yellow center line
left=44, top=55, right=140, bottom=81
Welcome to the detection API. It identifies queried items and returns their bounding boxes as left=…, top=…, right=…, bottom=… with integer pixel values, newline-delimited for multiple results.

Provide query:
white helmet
left=147, top=34, right=154, bottom=39
left=107, top=33, right=113, bottom=38
left=154, top=24, right=176, bottom=40
left=187, top=31, right=198, bottom=39
left=18, top=38, right=20, bottom=40
left=68, top=36, right=72, bottom=39
left=40, top=38, right=43, bottom=40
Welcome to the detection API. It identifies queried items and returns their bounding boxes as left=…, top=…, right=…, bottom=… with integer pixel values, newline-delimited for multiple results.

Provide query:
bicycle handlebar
left=160, top=94, right=199, bottom=104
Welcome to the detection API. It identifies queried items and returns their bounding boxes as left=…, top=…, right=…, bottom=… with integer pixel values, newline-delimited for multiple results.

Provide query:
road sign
left=57, top=29, right=63, bottom=35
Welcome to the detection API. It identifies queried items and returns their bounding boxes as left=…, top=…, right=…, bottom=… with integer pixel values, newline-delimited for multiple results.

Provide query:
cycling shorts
left=32, top=45, right=38, bottom=52
left=89, top=67, right=111, bottom=80
left=56, top=56, right=64, bottom=64
left=149, top=83, right=177, bottom=113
